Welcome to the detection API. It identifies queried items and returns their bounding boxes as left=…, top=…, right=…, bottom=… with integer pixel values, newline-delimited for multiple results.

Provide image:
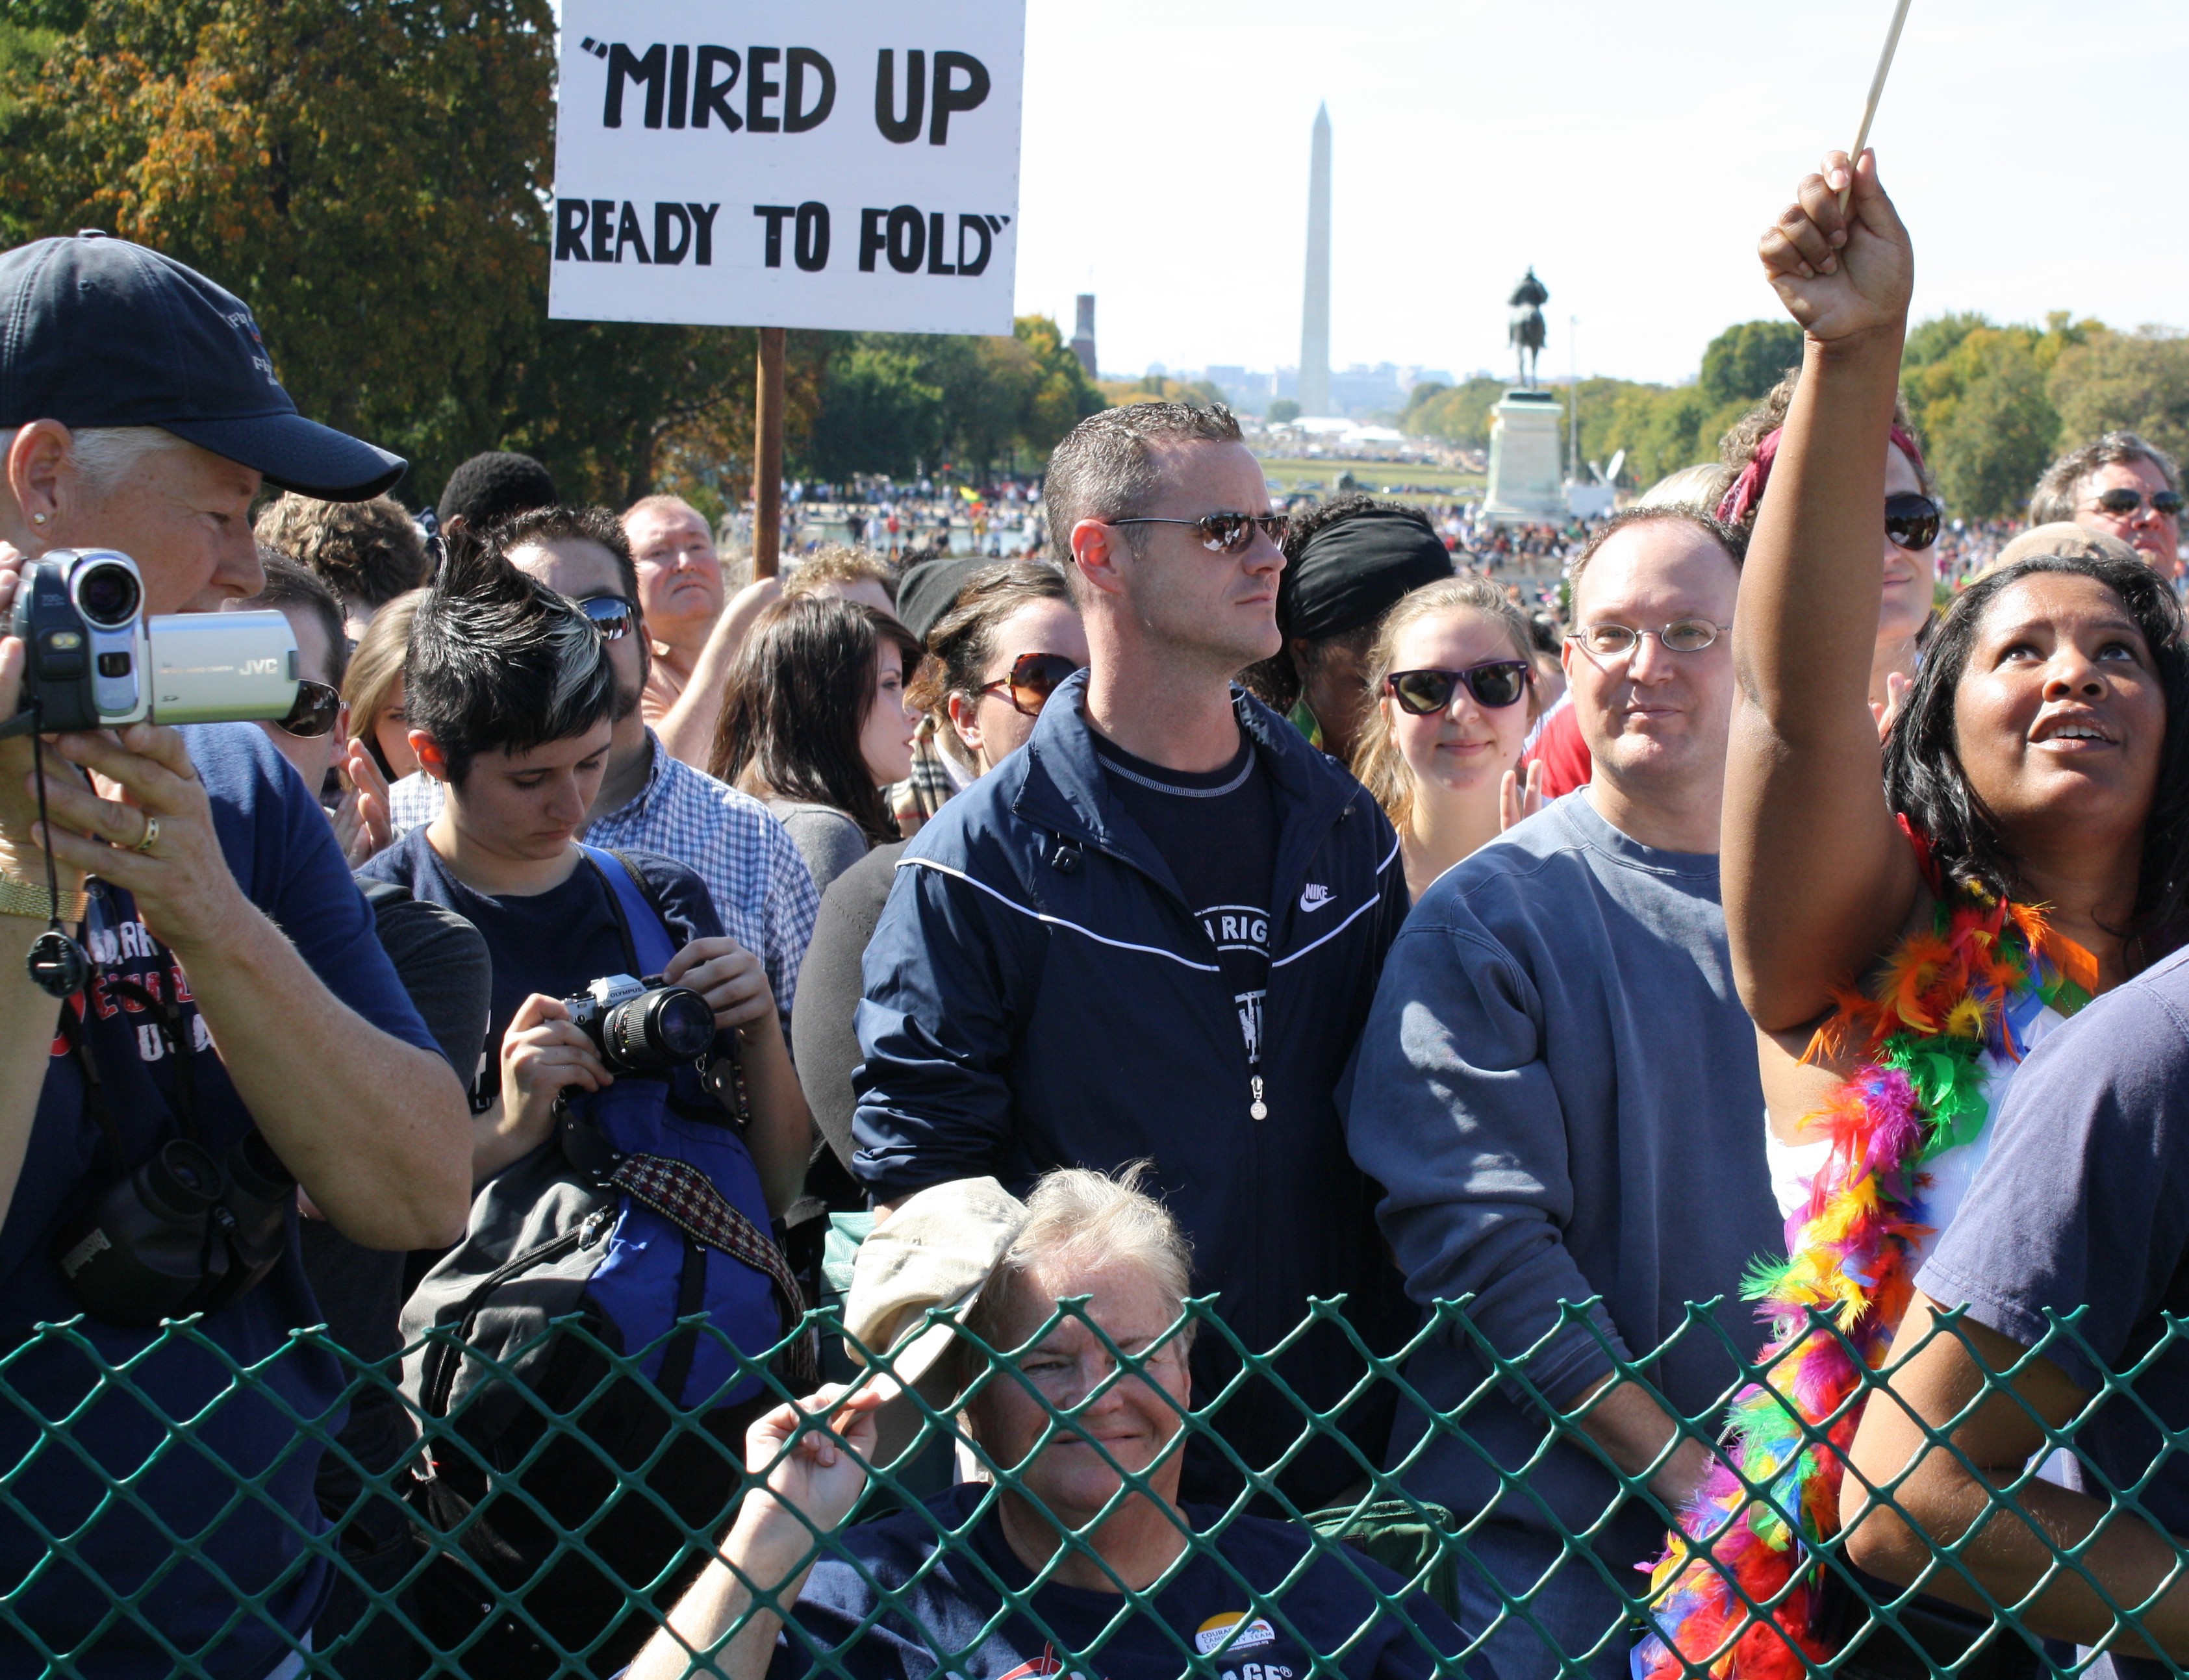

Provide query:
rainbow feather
left=1630, top=897, right=2092, bottom=1680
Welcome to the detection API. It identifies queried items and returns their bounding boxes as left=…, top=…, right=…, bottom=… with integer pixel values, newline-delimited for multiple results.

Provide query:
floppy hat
left=0, top=232, right=405, bottom=501
left=844, top=1177, right=1028, bottom=1389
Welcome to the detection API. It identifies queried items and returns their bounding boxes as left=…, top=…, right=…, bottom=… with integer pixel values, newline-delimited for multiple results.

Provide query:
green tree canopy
left=2049, top=327, right=2189, bottom=471
left=1697, top=320, right=1803, bottom=408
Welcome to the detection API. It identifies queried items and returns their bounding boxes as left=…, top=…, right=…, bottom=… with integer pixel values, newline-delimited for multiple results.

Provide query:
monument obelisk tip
left=1298, top=105, right=1333, bottom=417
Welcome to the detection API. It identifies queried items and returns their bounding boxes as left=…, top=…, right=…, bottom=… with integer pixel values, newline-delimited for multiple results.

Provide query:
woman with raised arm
left=1636, top=151, right=2189, bottom=1680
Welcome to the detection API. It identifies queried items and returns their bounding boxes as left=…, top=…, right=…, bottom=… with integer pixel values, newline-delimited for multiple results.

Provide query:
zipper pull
left=1249, top=1075, right=1267, bottom=1122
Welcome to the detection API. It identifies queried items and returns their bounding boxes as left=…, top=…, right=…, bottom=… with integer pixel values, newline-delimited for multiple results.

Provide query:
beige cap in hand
left=844, top=1177, right=1029, bottom=1388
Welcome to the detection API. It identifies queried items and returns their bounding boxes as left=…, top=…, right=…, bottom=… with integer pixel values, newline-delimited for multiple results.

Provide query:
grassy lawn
left=1256, top=456, right=1485, bottom=500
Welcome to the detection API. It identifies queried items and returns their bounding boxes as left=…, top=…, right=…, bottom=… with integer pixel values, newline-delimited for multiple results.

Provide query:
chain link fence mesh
left=0, top=1295, right=2176, bottom=1677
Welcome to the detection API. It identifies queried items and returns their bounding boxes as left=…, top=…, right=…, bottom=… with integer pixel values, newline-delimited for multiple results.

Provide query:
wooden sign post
left=752, top=327, right=787, bottom=579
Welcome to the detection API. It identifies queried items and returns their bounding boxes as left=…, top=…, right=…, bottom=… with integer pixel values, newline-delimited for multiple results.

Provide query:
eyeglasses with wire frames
left=576, top=595, right=635, bottom=640
left=1105, top=512, right=1288, bottom=555
left=1573, top=619, right=1729, bottom=660
left=1386, top=661, right=1534, bottom=715
left=978, top=652, right=1085, bottom=718
left=2086, top=486, right=2186, bottom=520
left=277, top=679, right=344, bottom=740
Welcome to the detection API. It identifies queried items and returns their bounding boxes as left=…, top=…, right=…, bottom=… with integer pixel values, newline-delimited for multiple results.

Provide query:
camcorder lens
left=73, top=562, right=142, bottom=629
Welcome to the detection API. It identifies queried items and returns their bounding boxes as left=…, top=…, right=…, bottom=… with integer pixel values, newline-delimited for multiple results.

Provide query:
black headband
left=1278, top=508, right=1455, bottom=642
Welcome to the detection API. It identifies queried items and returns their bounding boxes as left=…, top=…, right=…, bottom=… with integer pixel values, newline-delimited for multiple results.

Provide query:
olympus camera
left=564, top=973, right=718, bottom=1075
left=10, top=549, right=299, bottom=732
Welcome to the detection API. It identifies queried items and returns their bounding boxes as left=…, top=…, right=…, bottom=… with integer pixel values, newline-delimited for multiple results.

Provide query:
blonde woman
left=1352, top=576, right=1545, bottom=901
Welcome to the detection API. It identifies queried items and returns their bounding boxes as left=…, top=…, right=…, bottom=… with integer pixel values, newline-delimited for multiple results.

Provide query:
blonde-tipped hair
left=784, top=544, right=896, bottom=605
left=966, top=1164, right=1195, bottom=1348
left=1349, top=575, right=1539, bottom=828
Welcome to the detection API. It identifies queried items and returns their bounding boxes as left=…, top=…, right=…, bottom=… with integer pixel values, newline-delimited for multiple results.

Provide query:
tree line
left=1402, top=314, right=2189, bottom=519
left=0, top=0, right=1102, bottom=516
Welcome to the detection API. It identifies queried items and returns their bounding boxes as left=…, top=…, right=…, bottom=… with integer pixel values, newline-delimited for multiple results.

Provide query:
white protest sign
left=549, top=0, right=1025, bottom=335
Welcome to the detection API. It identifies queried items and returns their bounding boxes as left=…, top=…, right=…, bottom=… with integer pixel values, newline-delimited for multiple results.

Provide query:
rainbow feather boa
left=1630, top=894, right=2095, bottom=1680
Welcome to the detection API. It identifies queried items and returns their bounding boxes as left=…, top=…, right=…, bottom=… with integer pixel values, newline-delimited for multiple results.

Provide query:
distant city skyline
left=1014, top=0, right=2189, bottom=388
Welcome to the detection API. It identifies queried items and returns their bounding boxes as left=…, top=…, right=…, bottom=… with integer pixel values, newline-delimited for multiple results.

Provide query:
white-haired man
left=629, top=1169, right=1465, bottom=1680
left=0, top=232, right=470, bottom=1677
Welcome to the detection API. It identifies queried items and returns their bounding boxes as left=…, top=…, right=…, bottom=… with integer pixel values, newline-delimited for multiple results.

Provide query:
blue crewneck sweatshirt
left=1341, top=792, right=1780, bottom=1566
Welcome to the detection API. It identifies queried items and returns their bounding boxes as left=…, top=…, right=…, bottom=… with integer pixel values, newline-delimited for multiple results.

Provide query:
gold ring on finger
left=130, top=814, right=160, bottom=855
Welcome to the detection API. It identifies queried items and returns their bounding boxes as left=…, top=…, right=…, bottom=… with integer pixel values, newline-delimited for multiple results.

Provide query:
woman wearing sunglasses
left=1352, top=576, right=1545, bottom=902
left=1717, top=362, right=1942, bottom=718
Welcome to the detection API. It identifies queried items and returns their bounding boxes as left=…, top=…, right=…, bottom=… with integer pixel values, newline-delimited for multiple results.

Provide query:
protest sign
left=549, top=0, right=1026, bottom=335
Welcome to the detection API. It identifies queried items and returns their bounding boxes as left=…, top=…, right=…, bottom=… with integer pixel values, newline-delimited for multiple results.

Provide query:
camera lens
left=605, top=986, right=716, bottom=1070
left=72, top=562, right=141, bottom=629
left=139, top=1140, right=221, bottom=1222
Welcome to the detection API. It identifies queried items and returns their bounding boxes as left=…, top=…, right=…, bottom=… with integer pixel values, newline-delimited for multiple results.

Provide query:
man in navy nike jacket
left=853, top=404, right=1415, bottom=1508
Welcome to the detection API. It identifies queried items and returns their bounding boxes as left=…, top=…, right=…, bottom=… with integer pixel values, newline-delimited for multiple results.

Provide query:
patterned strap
left=610, top=1153, right=817, bottom=1389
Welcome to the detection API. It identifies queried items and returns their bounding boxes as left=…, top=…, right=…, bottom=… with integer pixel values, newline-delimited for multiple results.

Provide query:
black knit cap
left=1278, top=506, right=1454, bottom=642
left=438, top=451, right=557, bottom=531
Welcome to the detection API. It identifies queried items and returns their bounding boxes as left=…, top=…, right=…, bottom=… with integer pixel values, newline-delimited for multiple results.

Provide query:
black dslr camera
left=53, top=1128, right=297, bottom=1327
left=563, top=973, right=717, bottom=1075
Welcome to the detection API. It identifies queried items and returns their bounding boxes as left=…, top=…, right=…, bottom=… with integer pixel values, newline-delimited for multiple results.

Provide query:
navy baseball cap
left=0, top=231, right=405, bottom=501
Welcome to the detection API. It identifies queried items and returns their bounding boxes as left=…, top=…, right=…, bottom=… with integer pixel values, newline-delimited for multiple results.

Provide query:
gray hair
left=2029, top=431, right=2183, bottom=525
left=0, top=423, right=198, bottom=504
left=965, top=1164, right=1196, bottom=1349
left=1042, top=403, right=1244, bottom=573
left=1634, top=462, right=1734, bottom=512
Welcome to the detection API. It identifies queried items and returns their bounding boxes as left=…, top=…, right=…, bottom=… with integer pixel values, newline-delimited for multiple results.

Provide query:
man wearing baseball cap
left=0, top=233, right=469, bottom=1678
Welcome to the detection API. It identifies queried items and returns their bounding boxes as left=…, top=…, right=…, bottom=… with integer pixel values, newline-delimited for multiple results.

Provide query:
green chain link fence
left=1, top=1294, right=2180, bottom=1677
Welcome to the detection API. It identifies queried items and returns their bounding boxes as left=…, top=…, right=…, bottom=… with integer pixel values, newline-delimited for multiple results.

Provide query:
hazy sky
left=1013, top=0, right=2189, bottom=387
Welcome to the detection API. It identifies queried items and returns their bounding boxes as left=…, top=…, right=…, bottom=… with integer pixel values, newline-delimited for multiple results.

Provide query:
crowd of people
left=3, top=151, right=2189, bottom=1680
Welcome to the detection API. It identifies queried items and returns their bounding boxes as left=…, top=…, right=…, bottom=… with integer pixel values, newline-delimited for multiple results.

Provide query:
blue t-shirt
left=0, top=724, right=440, bottom=1679
left=359, top=827, right=717, bottom=1105
left=1918, top=942, right=2189, bottom=1680
left=766, top=1483, right=1467, bottom=1680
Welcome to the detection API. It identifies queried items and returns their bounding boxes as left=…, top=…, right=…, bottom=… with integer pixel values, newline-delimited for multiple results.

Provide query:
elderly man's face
left=46, top=435, right=265, bottom=615
left=2076, top=457, right=2182, bottom=575
left=967, top=1258, right=1192, bottom=1522
left=625, top=503, right=722, bottom=638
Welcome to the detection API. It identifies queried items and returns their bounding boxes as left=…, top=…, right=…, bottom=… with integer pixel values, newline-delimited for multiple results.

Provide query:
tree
left=1899, top=318, right=2089, bottom=518
left=0, top=0, right=813, bottom=506
left=1401, top=377, right=1505, bottom=449
left=2049, top=327, right=2189, bottom=470
left=1698, top=320, right=1803, bottom=408
left=1267, top=398, right=1300, bottom=425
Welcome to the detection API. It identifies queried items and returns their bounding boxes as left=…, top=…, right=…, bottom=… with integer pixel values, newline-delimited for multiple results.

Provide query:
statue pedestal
left=1483, top=389, right=1567, bottom=524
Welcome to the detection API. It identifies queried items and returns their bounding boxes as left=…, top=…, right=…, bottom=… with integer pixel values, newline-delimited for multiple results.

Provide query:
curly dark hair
left=1884, top=551, right=2189, bottom=964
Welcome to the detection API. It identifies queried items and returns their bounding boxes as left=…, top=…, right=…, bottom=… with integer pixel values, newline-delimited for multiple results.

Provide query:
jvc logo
left=239, top=658, right=282, bottom=676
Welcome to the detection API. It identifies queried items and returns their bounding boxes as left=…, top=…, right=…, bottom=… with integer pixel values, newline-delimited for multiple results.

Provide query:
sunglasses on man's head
left=577, top=595, right=634, bottom=640
left=981, top=651, right=1085, bottom=718
left=1885, top=493, right=1942, bottom=553
left=1387, top=661, right=1532, bottom=715
left=1107, top=512, right=1288, bottom=555
left=2089, top=487, right=2186, bottom=520
left=277, top=679, right=343, bottom=740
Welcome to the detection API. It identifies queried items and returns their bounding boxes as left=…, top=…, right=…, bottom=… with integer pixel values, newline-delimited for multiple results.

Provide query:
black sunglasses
left=2090, top=487, right=2186, bottom=519
left=277, top=679, right=343, bottom=740
left=577, top=595, right=634, bottom=640
left=1387, top=661, right=1532, bottom=715
left=1885, top=493, right=1942, bottom=553
left=980, top=651, right=1084, bottom=718
left=1107, top=512, right=1287, bottom=555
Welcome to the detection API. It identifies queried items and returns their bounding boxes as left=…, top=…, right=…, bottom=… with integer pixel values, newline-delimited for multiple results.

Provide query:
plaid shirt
left=386, top=733, right=820, bottom=1024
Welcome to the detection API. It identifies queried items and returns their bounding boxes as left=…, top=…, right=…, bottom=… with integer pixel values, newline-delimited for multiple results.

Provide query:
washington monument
left=1298, top=103, right=1332, bottom=416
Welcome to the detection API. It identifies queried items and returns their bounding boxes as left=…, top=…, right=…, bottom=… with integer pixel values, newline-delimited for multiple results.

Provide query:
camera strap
left=56, top=1007, right=127, bottom=1180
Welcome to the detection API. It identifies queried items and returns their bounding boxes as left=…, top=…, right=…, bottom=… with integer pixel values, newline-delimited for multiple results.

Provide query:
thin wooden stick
left=1838, top=0, right=1915, bottom=212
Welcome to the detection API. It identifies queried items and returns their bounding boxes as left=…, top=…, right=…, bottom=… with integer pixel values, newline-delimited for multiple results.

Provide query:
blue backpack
left=402, top=846, right=813, bottom=1453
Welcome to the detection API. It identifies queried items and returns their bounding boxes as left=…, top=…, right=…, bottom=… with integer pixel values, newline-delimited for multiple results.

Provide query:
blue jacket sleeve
left=1341, top=907, right=1629, bottom=1412
left=851, top=855, right=1038, bottom=1196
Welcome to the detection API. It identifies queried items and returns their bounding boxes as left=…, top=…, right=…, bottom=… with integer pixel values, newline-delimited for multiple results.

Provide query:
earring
left=30, top=513, right=46, bottom=525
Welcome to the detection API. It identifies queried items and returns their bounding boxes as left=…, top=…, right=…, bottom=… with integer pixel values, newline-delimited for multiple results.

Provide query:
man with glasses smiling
left=1343, top=507, right=1782, bottom=1680
left=386, top=507, right=820, bottom=1034
left=854, top=403, right=1414, bottom=1512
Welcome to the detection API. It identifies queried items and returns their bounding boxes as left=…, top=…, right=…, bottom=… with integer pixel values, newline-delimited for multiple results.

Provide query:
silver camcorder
left=10, top=549, right=298, bottom=732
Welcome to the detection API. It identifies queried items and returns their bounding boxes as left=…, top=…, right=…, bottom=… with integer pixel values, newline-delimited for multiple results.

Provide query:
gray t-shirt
left=1342, top=792, right=1779, bottom=1564
left=1919, top=943, right=2189, bottom=1680
left=769, top=799, right=872, bottom=899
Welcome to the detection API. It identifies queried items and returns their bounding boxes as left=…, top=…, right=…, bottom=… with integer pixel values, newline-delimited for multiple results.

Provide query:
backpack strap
left=579, top=845, right=679, bottom=977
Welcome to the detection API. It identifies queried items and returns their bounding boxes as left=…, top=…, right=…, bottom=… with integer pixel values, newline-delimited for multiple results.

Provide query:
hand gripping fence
left=1, top=1291, right=2184, bottom=1677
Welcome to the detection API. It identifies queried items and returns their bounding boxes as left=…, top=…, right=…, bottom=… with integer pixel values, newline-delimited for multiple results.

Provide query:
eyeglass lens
left=1884, top=494, right=1942, bottom=552
left=579, top=596, right=633, bottom=640
left=1581, top=621, right=1721, bottom=657
left=279, top=681, right=342, bottom=739
left=1196, top=514, right=1287, bottom=554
